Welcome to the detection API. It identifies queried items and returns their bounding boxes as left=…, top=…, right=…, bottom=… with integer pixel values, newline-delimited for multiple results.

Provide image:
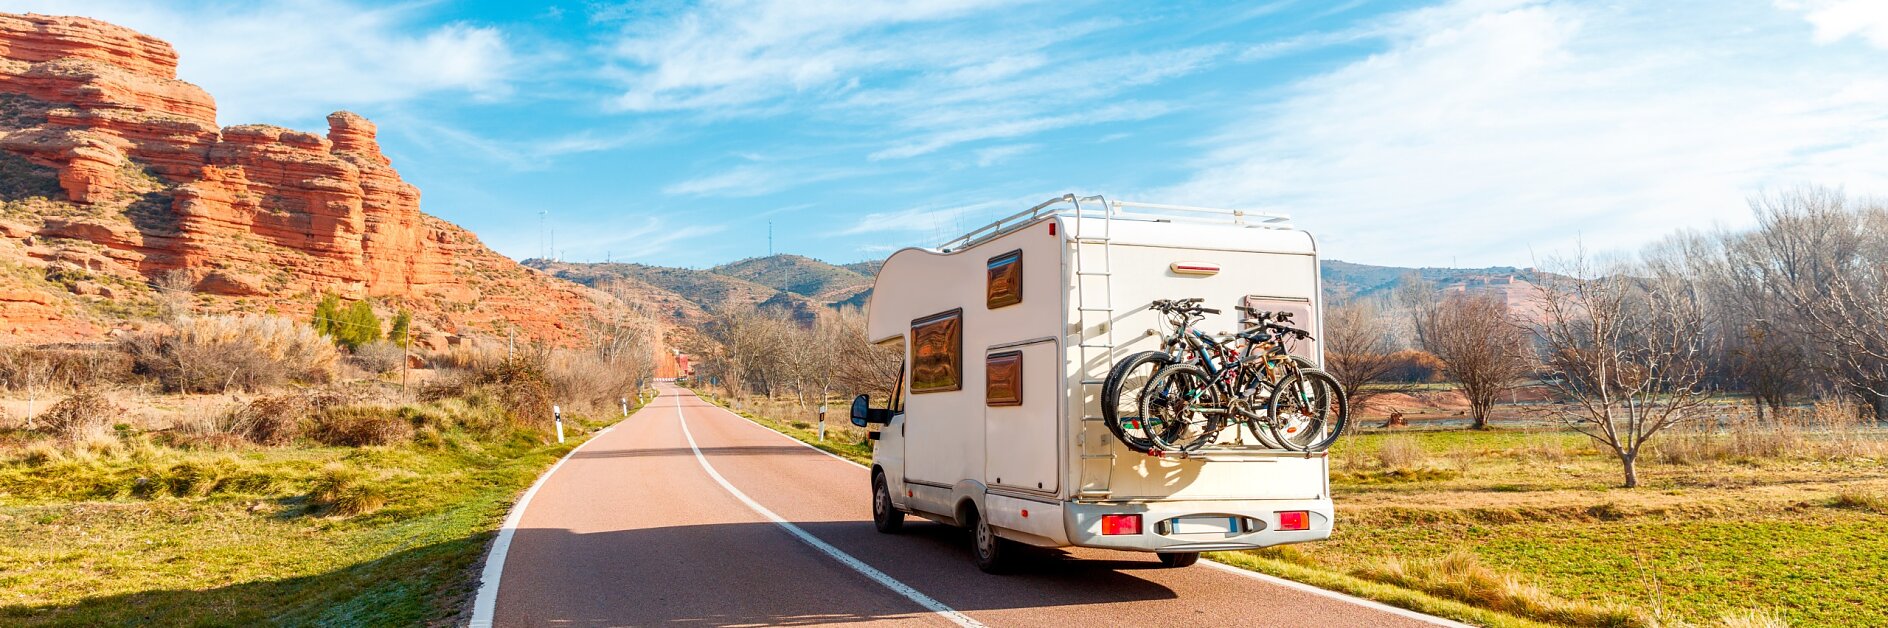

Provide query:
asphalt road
left=485, top=384, right=1456, bottom=627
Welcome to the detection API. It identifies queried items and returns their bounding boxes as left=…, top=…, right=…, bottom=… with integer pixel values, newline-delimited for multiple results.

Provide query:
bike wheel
left=1139, top=363, right=1224, bottom=453
left=1266, top=369, right=1349, bottom=452
left=1101, top=351, right=1173, bottom=454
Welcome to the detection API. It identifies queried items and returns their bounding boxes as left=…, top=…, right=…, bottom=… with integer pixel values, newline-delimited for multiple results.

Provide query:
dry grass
left=1376, top=434, right=1428, bottom=468
left=306, top=406, right=412, bottom=447
left=206, top=387, right=355, bottom=446
left=1829, top=489, right=1888, bottom=514
left=0, top=346, right=134, bottom=392
left=1355, top=550, right=1639, bottom=627
left=33, top=390, right=120, bottom=444
left=1654, top=400, right=1888, bottom=465
left=121, top=315, right=339, bottom=393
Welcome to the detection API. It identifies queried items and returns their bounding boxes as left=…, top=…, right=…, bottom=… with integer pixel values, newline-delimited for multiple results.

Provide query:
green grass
left=691, top=389, right=874, bottom=466
left=0, top=399, right=644, bottom=626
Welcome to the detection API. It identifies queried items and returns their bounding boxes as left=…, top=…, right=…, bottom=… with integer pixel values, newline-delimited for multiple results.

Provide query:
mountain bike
left=1137, top=307, right=1348, bottom=454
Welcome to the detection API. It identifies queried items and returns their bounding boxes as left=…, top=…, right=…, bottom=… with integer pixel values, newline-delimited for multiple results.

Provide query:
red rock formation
left=0, top=12, right=602, bottom=344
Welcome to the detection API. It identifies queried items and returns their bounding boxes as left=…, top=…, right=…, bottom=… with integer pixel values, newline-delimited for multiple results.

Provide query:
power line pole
left=768, top=220, right=773, bottom=256
left=538, top=210, right=547, bottom=260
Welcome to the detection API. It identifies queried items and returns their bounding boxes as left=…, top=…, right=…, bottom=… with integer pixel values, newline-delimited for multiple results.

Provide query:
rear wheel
left=1158, top=552, right=1200, bottom=568
left=872, top=473, right=903, bottom=533
left=1101, top=351, right=1174, bottom=454
left=1140, top=363, right=1223, bottom=453
left=969, top=507, right=1013, bottom=574
left=1267, top=369, right=1350, bottom=452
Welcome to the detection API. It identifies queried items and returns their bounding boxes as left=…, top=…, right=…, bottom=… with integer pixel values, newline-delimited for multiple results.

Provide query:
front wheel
left=872, top=473, right=903, bottom=533
left=1140, top=363, right=1224, bottom=453
left=1158, top=552, right=1200, bottom=568
left=1267, top=369, right=1349, bottom=452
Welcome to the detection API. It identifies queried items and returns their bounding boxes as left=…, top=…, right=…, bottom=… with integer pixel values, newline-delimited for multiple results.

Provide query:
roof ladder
left=1072, top=195, right=1117, bottom=499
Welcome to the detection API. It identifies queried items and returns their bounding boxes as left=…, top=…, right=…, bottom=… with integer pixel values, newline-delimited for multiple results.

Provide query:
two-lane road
left=480, top=385, right=1457, bottom=627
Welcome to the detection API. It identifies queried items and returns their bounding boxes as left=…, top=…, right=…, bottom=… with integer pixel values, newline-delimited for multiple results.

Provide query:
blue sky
left=14, top=0, right=1888, bottom=268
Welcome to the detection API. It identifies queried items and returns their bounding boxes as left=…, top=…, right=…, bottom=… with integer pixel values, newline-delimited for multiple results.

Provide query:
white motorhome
left=850, top=194, right=1333, bottom=572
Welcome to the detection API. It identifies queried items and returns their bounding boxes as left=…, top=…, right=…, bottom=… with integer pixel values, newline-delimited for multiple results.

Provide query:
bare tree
left=1529, top=253, right=1713, bottom=488
left=1322, top=299, right=1417, bottom=412
left=1719, top=188, right=1888, bottom=420
left=1402, top=282, right=1531, bottom=429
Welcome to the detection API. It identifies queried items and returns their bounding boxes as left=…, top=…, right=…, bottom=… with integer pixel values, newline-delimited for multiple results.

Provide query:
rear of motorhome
left=850, top=194, right=1334, bottom=572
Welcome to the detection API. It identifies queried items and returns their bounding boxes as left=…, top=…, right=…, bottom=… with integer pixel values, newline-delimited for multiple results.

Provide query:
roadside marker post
left=818, top=403, right=827, bottom=442
left=553, top=405, right=565, bottom=444
left=621, top=397, right=629, bottom=419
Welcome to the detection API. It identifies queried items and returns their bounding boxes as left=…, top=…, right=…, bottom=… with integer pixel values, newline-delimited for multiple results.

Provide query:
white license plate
left=1169, top=516, right=1238, bottom=535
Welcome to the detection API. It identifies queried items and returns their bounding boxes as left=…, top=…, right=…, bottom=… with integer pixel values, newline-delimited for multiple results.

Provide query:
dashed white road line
left=674, top=391, right=985, bottom=628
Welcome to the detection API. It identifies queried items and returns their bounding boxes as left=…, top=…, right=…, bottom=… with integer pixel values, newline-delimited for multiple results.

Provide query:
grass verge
left=690, top=388, right=873, bottom=466
left=0, top=397, right=648, bottom=626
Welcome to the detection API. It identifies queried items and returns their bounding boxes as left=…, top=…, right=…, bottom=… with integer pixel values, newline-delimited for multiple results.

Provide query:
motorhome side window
left=986, top=249, right=1022, bottom=309
left=985, top=351, right=1022, bottom=406
left=909, top=309, right=963, bottom=393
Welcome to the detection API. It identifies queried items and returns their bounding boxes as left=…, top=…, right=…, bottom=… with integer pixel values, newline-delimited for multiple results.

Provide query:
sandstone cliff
left=0, top=13, right=602, bottom=345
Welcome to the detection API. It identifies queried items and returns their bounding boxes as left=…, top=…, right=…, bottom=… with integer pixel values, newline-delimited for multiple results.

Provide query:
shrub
left=35, top=390, right=119, bottom=443
left=218, top=387, right=355, bottom=446
left=307, top=406, right=412, bottom=446
left=0, top=346, right=136, bottom=392
left=349, top=341, right=405, bottom=375
left=122, top=315, right=338, bottom=393
left=309, top=463, right=386, bottom=517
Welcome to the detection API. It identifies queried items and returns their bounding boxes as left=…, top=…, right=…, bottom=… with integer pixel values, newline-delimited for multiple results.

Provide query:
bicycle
left=1136, top=307, right=1349, bottom=454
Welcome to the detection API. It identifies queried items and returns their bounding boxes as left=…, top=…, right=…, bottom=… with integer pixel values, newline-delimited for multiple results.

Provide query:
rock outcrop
left=0, top=13, right=601, bottom=343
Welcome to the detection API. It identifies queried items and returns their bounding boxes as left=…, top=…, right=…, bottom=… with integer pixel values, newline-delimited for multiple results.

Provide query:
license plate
left=1169, top=516, right=1238, bottom=535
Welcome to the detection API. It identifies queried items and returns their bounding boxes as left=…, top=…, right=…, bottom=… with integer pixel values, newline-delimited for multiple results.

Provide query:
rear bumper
left=1063, top=498, right=1333, bottom=552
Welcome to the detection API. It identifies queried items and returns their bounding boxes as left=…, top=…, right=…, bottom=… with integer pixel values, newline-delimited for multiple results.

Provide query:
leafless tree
left=1402, top=282, right=1531, bottom=429
left=1529, top=252, right=1713, bottom=488
left=1718, top=188, right=1888, bottom=420
left=1322, top=299, right=1418, bottom=412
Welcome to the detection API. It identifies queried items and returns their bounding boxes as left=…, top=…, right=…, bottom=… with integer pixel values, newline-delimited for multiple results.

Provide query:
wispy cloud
left=661, top=163, right=861, bottom=198
left=1165, top=0, right=1888, bottom=267
left=9, top=0, right=524, bottom=125
left=1782, top=0, right=1888, bottom=48
left=388, top=117, right=658, bottom=170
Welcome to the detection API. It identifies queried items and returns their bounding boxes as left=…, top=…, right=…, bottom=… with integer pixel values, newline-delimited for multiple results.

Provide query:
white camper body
left=860, top=195, right=1333, bottom=564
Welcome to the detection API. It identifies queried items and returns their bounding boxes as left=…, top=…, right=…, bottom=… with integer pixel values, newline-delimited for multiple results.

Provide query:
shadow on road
left=498, top=521, right=1181, bottom=626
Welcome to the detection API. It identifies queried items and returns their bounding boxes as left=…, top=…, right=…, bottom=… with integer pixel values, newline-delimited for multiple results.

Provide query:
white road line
left=467, top=408, right=625, bottom=628
left=674, top=392, right=985, bottom=628
left=686, top=388, right=1464, bottom=627
left=1200, top=561, right=1471, bottom=627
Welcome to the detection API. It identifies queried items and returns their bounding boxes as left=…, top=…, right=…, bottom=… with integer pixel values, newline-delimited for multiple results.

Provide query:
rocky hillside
left=0, top=13, right=604, bottom=345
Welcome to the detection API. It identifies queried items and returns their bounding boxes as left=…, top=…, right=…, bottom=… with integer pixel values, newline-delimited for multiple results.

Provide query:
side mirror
left=850, top=394, right=893, bottom=427
left=850, top=394, right=871, bottom=427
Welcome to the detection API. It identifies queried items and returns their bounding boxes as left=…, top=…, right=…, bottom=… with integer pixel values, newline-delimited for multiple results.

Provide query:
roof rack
left=936, top=194, right=1292, bottom=252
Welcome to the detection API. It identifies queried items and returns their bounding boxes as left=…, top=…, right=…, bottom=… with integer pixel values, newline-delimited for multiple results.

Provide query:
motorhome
left=850, top=194, right=1334, bottom=572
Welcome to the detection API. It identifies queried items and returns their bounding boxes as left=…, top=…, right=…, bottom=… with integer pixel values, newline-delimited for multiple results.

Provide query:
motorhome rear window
left=986, top=249, right=1022, bottom=309
left=985, top=351, right=1023, bottom=406
left=910, top=309, right=963, bottom=393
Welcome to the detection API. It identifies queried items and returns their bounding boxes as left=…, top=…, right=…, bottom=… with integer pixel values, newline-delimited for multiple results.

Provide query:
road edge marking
left=467, top=410, right=625, bottom=628
left=689, top=388, right=1464, bottom=627
left=674, top=391, right=985, bottom=628
left=1199, top=560, right=1472, bottom=627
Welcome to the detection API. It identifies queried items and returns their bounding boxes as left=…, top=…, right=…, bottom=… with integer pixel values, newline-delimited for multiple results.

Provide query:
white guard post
left=553, top=405, right=565, bottom=443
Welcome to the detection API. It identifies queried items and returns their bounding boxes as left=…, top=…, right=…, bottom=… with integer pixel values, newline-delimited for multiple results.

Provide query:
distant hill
left=532, top=254, right=1544, bottom=327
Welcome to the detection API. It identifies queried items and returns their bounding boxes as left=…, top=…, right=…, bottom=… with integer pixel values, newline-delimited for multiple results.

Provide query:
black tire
left=969, top=507, right=1013, bottom=574
left=1231, top=355, right=1320, bottom=449
left=1139, top=363, right=1223, bottom=453
left=872, top=472, right=903, bottom=533
left=1158, top=552, right=1201, bottom=568
left=1101, top=351, right=1174, bottom=454
left=1266, top=368, right=1350, bottom=452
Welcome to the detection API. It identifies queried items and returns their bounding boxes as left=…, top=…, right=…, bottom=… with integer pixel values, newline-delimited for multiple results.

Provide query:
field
left=714, top=389, right=1888, bottom=627
left=0, top=387, right=643, bottom=626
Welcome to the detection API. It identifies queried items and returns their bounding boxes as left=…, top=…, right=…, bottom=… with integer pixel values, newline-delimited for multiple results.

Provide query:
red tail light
left=1100, top=514, right=1142, bottom=535
left=1277, top=511, right=1309, bottom=531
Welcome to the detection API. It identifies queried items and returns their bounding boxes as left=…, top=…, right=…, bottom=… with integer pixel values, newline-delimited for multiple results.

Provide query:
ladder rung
left=1077, top=306, right=1112, bottom=311
left=1078, top=344, right=1113, bottom=349
left=1075, top=271, right=1112, bottom=276
left=1081, top=415, right=1108, bottom=421
left=1079, top=379, right=1106, bottom=386
left=1074, top=238, right=1111, bottom=244
left=1080, top=454, right=1115, bottom=460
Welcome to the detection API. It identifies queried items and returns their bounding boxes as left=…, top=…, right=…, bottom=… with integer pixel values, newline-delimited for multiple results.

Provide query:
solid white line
left=1200, top=560, right=1471, bottom=627
left=467, top=412, right=625, bottom=628
left=673, top=392, right=984, bottom=628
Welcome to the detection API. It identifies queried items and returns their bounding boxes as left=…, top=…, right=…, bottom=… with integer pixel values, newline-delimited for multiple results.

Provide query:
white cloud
left=1165, top=0, right=1888, bottom=267
left=1783, top=0, right=1888, bottom=48
left=974, top=143, right=1036, bottom=167
left=661, top=163, right=862, bottom=198
left=8, top=0, right=521, bottom=125
left=599, top=1, right=1223, bottom=164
